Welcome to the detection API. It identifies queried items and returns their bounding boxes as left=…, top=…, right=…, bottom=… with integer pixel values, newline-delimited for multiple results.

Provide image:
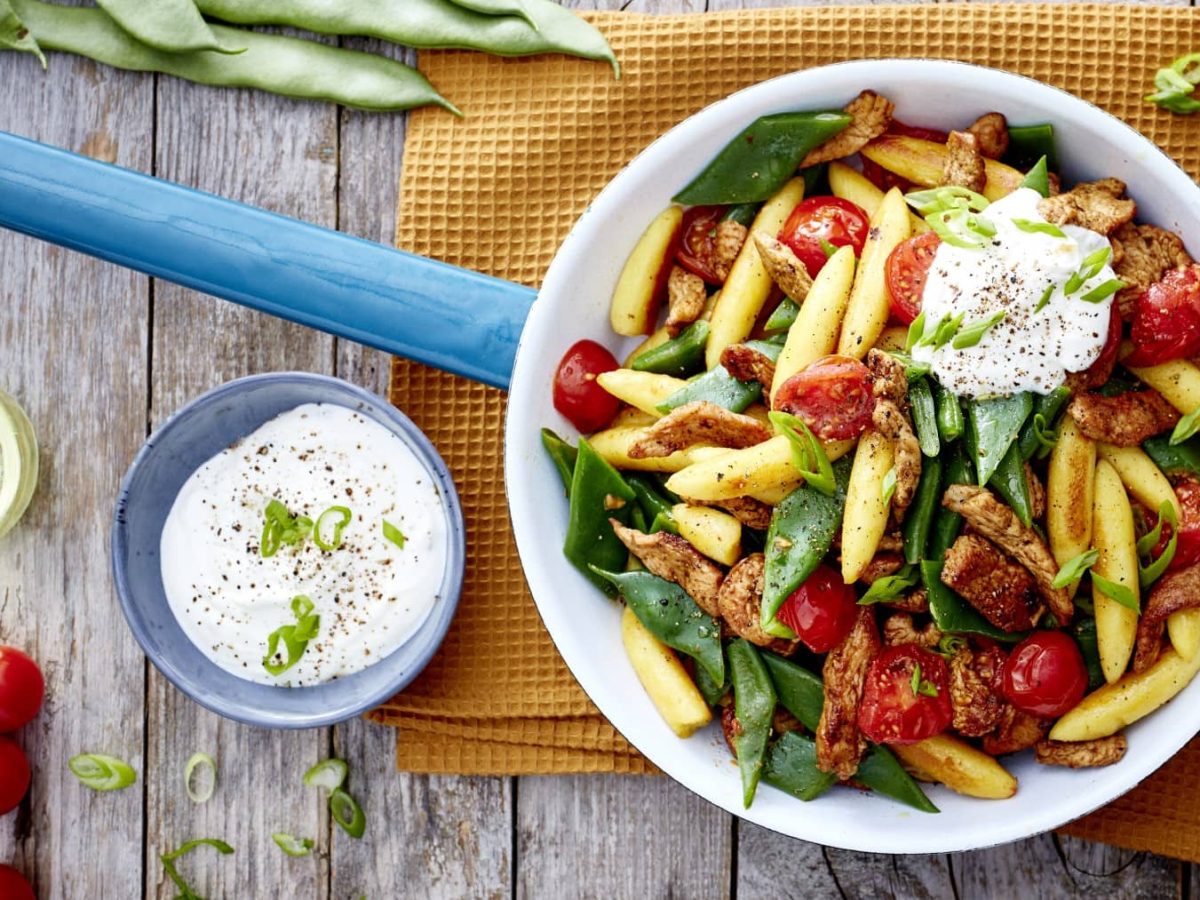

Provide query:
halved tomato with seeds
left=858, top=644, right=953, bottom=745
left=772, top=355, right=874, bottom=441
left=886, top=232, right=940, bottom=325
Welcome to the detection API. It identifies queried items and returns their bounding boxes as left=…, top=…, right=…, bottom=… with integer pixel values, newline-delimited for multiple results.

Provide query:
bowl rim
left=506, top=58, right=1200, bottom=852
left=111, top=371, right=466, bottom=729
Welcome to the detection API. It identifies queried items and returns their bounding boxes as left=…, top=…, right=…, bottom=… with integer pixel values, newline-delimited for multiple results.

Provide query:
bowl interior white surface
left=505, top=60, right=1200, bottom=853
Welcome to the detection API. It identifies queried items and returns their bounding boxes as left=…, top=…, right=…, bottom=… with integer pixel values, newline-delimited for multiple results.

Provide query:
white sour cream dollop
left=160, top=403, right=448, bottom=687
left=911, top=188, right=1116, bottom=398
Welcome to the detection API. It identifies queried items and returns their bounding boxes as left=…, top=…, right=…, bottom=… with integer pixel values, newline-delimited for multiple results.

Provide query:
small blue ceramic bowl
left=111, top=372, right=466, bottom=729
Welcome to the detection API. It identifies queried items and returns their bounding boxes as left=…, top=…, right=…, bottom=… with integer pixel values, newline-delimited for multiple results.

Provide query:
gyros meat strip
left=712, top=220, right=748, bottom=282
left=941, top=533, right=1045, bottom=633
left=1067, top=390, right=1180, bottom=447
left=1035, top=736, right=1128, bottom=768
left=801, top=90, right=895, bottom=168
left=817, top=606, right=880, bottom=780
left=949, top=645, right=1007, bottom=737
left=628, top=401, right=771, bottom=459
left=882, top=612, right=941, bottom=648
left=1133, top=564, right=1200, bottom=672
left=858, top=552, right=905, bottom=585
left=1111, top=223, right=1193, bottom=319
left=1025, top=463, right=1046, bottom=521
left=981, top=706, right=1052, bottom=756
left=883, top=587, right=930, bottom=615
left=966, top=112, right=1009, bottom=160
left=720, top=342, right=776, bottom=389
left=941, top=484, right=1072, bottom=621
left=1037, top=177, right=1136, bottom=235
left=609, top=519, right=724, bottom=617
left=867, top=350, right=921, bottom=518
left=666, top=265, right=707, bottom=334
left=716, top=553, right=799, bottom=654
left=752, top=230, right=814, bottom=302
left=707, top=496, right=773, bottom=531
left=939, top=131, right=986, bottom=194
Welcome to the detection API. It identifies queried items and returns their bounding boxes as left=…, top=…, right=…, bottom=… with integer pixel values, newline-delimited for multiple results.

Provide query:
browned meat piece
left=966, top=112, right=1009, bottom=160
left=883, top=587, right=930, bottom=615
left=941, top=534, right=1045, bottom=632
left=882, top=612, right=941, bottom=648
left=773, top=707, right=804, bottom=736
left=1037, top=178, right=1136, bottom=235
left=713, top=219, right=748, bottom=282
left=721, top=704, right=740, bottom=756
left=802, top=90, right=895, bottom=167
left=1025, top=462, right=1046, bottom=521
left=859, top=552, right=905, bottom=585
left=752, top=230, right=814, bottom=301
left=949, top=646, right=1007, bottom=737
left=942, top=484, right=1072, bottom=622
left=876, top=532, right=904, bottom=553
left=721, top=342, right=776, bottom=388
left=707, top=496, right=774, bottom=531
left=867, top=348, right=907, bottom=406
left=628, top=401, right=770, bottom=459
left=817, top=606, right=880, bottom=780
left=1035, top=735, right=1128, bottom=768
left=1133, top=564, right=1200, bottom=672
left=717, top=553, right=799, bottom=654
left=665, top=265, right=706, bottom=334
left=1111, top=223, right=1193, bottom=319
left=866, top=350, right=921, bottom=519
left=939, top=130, right=986, bottom=193
left=1067, top=390, right=1180, bottom=447
left=981, top=706, right=1052, bottom=755
left=610, top=519, right=724, bottom=616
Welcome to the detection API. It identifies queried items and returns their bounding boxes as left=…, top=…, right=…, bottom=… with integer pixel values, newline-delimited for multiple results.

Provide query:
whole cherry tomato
left=885, top=232, right=940, bottom=324
left=1125, top=265, right=1200, bottom=366
left=858, top=644, right=953, bottom=744
left=0, top=647, right=44, bottom=733
left=776, top=564, right=858, bottom=653
left=1002, top=631, right=1089, bottom=718
left=0, top=738, right=30, bottom=816
left=0, top=866, right=34, bottom=900
left=778, top=197, right=870, bottom=278
left=773, top=356, right=874, bottom=441
left=552, top=340, right=621, bottom=434
left=676, top=206, right=724, bottom=285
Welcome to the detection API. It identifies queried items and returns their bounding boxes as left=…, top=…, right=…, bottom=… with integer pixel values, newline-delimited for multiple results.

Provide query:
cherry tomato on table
left=0, top=647, right=44, bottom=733
left=778, top=197, right=870, bottom=278
left=1002, top=631, right=1089, bottom=718
left=552, top=340, right=621, bottom=434
left=858, top=644, right=953, bottom=744
left=0, top=866, right=34, bottom=900
left=885, top=232, right=940, bottom=325
left=776, top=563, right=857, bottom=653
left=773, top=355, right=874, bottom=441
left=676, top=206, right=725, bottom=285
left=0, top=737, right=30, bottom=816
left=1124, top=265, right=1200, bottom=366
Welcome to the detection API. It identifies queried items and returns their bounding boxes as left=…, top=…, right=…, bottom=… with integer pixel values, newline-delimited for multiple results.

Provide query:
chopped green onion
left=263, top=594, right=320, bottom=677
left=910, top=662, right=921, bottom=695
left=184, top=752, right=217, bottom=804
left=1079, top=279, right=1125, bottom=304
left=881, top=467, right=897, bottom=505
left=272, top=832, right=314, bottom=858
left=261, top=499, right=314, bottom=558
left=928, top=206, right=997, bottom=250
left=304, top=758, right=349, bottom=792
left=819, top=238, right=839, bottom=258
left=1035, top=283, right=1055, bottom=313
left=1147, top=52, right=1200, bottom=115
left=68, top=753, right=137, bottom=791
left=313, top=506, right=352, bottom=551
left=886, top=351, right=932, bottom=380
left=951, top=311, right=1006, bottom=349
left=1170, top=406, right=1200, bottom=445
left=1138, top=500, right=1180, bottom=588
left=382, top=518, right=407, bottom=549
left=905, top=311, right=927, bottom=352
left=904, top=186, right=990, bottom=216
left=1092, top=571, right=1139, bottom=612
left=1052, top=549, right=1099, bottom=589
left=1012, top=218, right=1066, bottom=238
left=919, top=312, right=965, bottom=350
left=161, top=838, right=234, bottom=900
left=909, top=661, right=939, bottom=698
left=1031, top=413, right=1059, bottom=458
left=1064, top=246, right=1112, bottom=295
left=769, top=411, right=836, bottom=496
left=936, top=634, right=967, bottom=658
left=330, top=788, right=366, bottom=839
left=858, top=565, right=918, bottom=605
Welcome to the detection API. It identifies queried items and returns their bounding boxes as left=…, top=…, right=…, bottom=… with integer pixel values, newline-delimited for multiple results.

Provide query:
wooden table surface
left=1, top=1, right=1195, bottom=897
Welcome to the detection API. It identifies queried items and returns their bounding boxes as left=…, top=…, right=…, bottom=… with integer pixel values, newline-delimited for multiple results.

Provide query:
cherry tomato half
left=778, top=197, right=870, bottom=278
left=1002, top=631, right=1089, bottom=719
left=1156, top=474, right=1200, bottom=572
left=776, top=564, right=858, bottom=653
left=858, top=644, right=953, bottom=745
left=0, top=738, right=30, bottom=816
left=0, top=647, right=44, bottom=733
left=773, top=355, right=874, bottom=441
left=885, top=232, right=940, bottom=325
left=676, top=206, right=724, bottom=285
left=1125, top=265, right=1200, bottom=366
left=552, top=340, right=621, bottom=434
left=0, top=866, right=34, bottom=900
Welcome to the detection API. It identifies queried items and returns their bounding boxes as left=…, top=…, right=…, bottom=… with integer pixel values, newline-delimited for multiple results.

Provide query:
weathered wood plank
left=0, top=50, right=153, bottom=900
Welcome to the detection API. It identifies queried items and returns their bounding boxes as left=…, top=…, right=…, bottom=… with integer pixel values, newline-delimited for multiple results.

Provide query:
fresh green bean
left=96, top=0, right=242, bottom=54
left=909, top=378, right=940, bottom=458
left=1144, top=433, right=1200, bottom=477
left=903, top=454, right=943, bottom=564
left=764, top=298, right=800, bottom=334
left=989, top=443, right=1034, bottom=527
left=657, top=365, right=761, bottom=414
left=449, top=0, right=536, bottom=29
left=626, top=474, right=675, bottom=526
left=722, top=203, right=761, bottom=228
left=0, top=0, right=42, bottom=66
left=195, top=0, right=618, bottom=74
left=922, top=560, right=1023, bottom=642
left=728, top=639, right=776, bottom=808
left=1004, top=123, right=1058, bottom=173
left=856, top=746, right=938, bottom=813
left=929, top=444, right=974, bottom=561
left=931, top=381, right=963, bottom=443
left=631, top=320, right=709, bottom=377
left=11, top=0, right=460, bottom=113
left=965, top=392, right=1032, bottom=486
left=694, top=649, right=729, bottom=707
left=1017, top=386, right=1070, bottom=461
left=1019, top=156, right=1051, bottom=198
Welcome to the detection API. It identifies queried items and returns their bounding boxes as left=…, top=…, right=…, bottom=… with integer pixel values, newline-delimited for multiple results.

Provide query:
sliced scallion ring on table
left=161, top=837, right=234, bottom=899
left=184, top=751, right=217, bottom=803
left=330, top=788, right=366, bottom=839
left=303, top=758, right=349, bottom=792
left=313, top=505, right=352, bottom=551
left=272, top=832, right=314, bottom=857
left=68, top=753, right=137, bottom=791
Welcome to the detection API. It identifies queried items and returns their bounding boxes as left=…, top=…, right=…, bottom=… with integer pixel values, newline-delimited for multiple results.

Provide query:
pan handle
left=0, top=130, right=535, bottom=391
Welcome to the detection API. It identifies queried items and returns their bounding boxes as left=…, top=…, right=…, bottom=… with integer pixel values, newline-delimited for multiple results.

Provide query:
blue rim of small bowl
left=111, top=372, right=466, bottom=729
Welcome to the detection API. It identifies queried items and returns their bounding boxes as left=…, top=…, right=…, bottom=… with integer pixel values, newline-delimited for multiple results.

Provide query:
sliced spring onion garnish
left=951, top=311, right=1006, bottom=349
left=904, top=311, right=926, bottom=352
left=330, top=788, right=366, bottom=839
left=1170, top=406, right=1200, bottom=446
left=1052, top=549, right=1099, bottom=589
left=1064, top=246, right=1112, bottom=295
left=936, top=634, right=967, bottom=658
left=819, top=238, right=839, bottom=258
left=263, top=594, right=321, bottom=677
left=1034, top=283, right=1055, bottom=313
left=382, top=518, right=407, bottom=549
left=184, top=752, right=217, bottom=804
left=917, top=311, right=965, bottom=351
left=857, top=565, right=918, bottom=605
left=303, top=758, right=349, bottom=792
left=880, top=467, right=897, bottom=505
left=908, top=662, right=939, bottom=698
left=1030, top=413, right=1058, bottom=459
left=904, top=186, right=990, bottom=216
left=161, top=837, right=234, bottom=899
left=272, top=832, right=314, bottom=857
left=768, top=411, right=835, bottom=496
left=886, top=351, right=932, bottom=380
left=1147, top=52, right=1200, bottom=115
left=261, top=499, right=314, bottom=558
left=1079, top=279, right=1125, bottom=304
left=314, top=506, right=352, bottom=551
left=1011, top=218, right=1066, bottom=238
left=928, top=205, right=996, bottom=250
left=1138, top=500, right=1180, bottom=588
left=1092, top=571, right=1139, bottom=612
left=68, top=753, right=137, bottom=791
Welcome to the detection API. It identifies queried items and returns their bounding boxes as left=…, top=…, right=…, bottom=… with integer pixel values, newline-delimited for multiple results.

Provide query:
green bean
left=722, top=203, right=761, bottom=228
left=909, top=378, right=940, bottom=458
left=11, top=0, right=459, bottom=114
left=195, top=0, right=619, bottom=74
left=449, top=0, right=536, bottom=29
left=931, top=380, right=963, bottom=443
left=728, top=639, right=775, bottom=808
left=902, top=454, right=943, bottom=564
left=96, top=0, right=242, bottom=54
left=630, top=320, right=709, bottom=377
left=764, top=298, right=800, bottom=334
left=657, top=365, right=761, bottom=414
left=0, top=0, right=43, bottom=66
left=989, top=442, right=1034, bottom=527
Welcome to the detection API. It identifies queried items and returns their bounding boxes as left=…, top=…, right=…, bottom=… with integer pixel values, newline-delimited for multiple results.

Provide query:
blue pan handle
left=0, top=130, right=536, bottom=391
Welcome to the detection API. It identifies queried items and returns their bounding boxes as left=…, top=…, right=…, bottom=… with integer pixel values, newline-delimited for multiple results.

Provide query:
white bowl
left=505, top=60, right=1200, bottom=853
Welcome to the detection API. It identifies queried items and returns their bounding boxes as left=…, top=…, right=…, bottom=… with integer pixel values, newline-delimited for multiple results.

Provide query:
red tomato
left=778, top=197, right=870, bottom=278
left=0, top=648, right=44, bottom=733
left=676, top=206, right=724, bottom=285
left=1155, top=474, right=1200, bottom=572
left=0, top=738, right=30, bottom=816
left=776, top=564, right=858, bottom=653
left=1002, top=631, right=1089, bottom=718
left=552, top=340, right=621, bottom=434
left=1073, top=306, right=1123, bottom=391
left=1125, top=266, right=1200, bottom=366
left=0, top=866, right=34, bottom=900
left=858, top=644, right=953, bottom=744
left=885, top=232, right=940, bottom=324
left=773, top=355, right=874, bottom=441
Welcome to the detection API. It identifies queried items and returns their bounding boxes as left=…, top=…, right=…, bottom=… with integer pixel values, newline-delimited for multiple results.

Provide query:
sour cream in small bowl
left=112, top=373, right=465, bottom=728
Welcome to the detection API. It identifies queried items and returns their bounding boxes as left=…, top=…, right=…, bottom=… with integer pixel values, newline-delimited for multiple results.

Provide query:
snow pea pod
left=723, top=203, right=761, bottom=227
left=928, top=444, right=975, bottom=561
left=1017, top=386, right=1070, bottom=461
left=931, top=380, right=963, bottom=443
left=563, top=438, right=635, bottom=595
left=1072, top=617, right=1105, bottom=690
left=631, top=320, right=709, bottom=377
left=625, top=474, right=675, bottom=526
left=449, top=0, right=535, bottom=29
left=1005, top=123, right=1058, bottom=173
left=989, top=442, right=1034, bottom=527
left=1144, top=433, right=1200, bottom=477
left=909, top=378, right=940, bottom=458
left=921, top=559, right=1023, bottom=642
left=903, top=453, right=943, bottom=564
left=540, top=428, right=577, bottom=496
left=591, top=568, right=724, bottom=685
left=856, top=745, right=939, bottom=813
left=96, top=0, right=242, bottom=54
left=763, top=732, right=836, bottom=801
left=0, top=0, right=43, bottom=66
left=657, top=365, right=761, bottom=414
left=693, top=649, right=729, bottom=707
left=1019, top=156, right=1051, bottom=198
left=10, top=0, right=459, bottom=113
left=728, top=639, right=776, bottom=807
left=194, top=0, right=618, bottom=74
left=965, top=392, right=1033, bottom=487
left=673, top=111, right=852, bottom=206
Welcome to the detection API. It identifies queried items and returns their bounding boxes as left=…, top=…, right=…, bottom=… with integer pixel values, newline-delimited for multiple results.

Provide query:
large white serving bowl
left=505, top=59, right=1200, bottom=853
